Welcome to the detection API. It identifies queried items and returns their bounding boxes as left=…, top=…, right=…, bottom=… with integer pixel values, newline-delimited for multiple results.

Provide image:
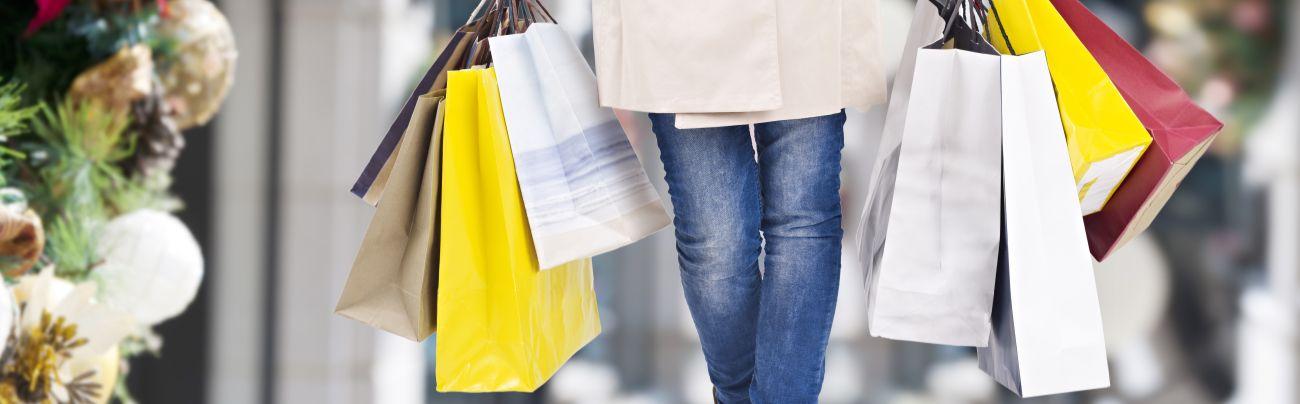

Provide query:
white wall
left=209, top=0, right=272, bottom=402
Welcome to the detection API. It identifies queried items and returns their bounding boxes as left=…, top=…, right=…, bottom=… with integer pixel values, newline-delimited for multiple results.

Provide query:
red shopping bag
left=1051, top=0, right=1224, bottom=261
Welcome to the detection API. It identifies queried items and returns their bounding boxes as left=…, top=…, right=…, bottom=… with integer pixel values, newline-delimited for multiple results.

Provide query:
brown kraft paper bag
left=335, top=93, right=446, bottom=341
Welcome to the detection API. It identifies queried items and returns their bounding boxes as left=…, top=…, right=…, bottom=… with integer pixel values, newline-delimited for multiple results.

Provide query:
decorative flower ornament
left=3, top=268, right=133, bottom=403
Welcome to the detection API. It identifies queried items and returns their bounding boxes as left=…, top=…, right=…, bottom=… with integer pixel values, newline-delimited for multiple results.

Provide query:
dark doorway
left=123, top=120, right=214, bottom=403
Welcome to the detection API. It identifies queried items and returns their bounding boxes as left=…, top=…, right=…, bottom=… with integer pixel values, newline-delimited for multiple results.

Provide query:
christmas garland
left=0, top=1, right=234, bottom=402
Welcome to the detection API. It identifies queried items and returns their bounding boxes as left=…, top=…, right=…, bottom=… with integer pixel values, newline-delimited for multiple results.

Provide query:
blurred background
left=121, top=0, right=1298, bottom=402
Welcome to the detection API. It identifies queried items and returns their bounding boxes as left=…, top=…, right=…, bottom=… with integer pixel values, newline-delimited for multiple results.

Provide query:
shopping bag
left=335, top=91, right=446, bottom=341
left=1048, top=0, right=1224, bottom=261
left=854, top=0, right=946, bottom=296
left=490, top=22, right=670, bottom=269
left=863, top=5, right=1003, bottom=347
left=350, top=30, right=473, bottom=206
left=435, top=67, right=601, bottom=393
left=988, top=0, right=1152, bottom=214
left=977, top=51, right=1110, bottom=397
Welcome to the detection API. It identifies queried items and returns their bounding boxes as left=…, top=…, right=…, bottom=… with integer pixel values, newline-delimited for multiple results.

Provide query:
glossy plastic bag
left=435, top=67, right=601, bottom=393
left=989, top=0, right=1151, bottom=214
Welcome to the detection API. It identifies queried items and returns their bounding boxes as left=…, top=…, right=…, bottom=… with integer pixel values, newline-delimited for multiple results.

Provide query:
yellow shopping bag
left=989, top=0, right=1151, bottom=214
left=435, top=67, right=601, bottom=393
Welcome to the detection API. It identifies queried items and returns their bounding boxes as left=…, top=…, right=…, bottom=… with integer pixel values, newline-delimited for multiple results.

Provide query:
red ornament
left=157, top=0, right=171, bottom=17
left=22, top=0, right=71, bottom=37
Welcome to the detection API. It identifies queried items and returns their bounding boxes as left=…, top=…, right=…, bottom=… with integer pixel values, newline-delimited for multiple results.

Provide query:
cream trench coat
left=592, top=0, right=887, bottom=128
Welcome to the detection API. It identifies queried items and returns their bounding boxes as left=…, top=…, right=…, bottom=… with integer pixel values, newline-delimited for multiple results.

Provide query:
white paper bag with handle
left=859, top=0, right=1003, bottom=347
left=854, top=0, right=944, bottom=300
left=976, top=51, right=1111, bottom=397
left=491, top=23, right=670, bottom=270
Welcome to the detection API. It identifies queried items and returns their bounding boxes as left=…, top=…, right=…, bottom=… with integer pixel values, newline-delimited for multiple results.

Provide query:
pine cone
left=124, top=79, right=185, bottom=179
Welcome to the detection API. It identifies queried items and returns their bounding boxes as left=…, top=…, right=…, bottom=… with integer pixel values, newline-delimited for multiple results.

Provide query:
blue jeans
left=650, top=112, right=846, bottom=404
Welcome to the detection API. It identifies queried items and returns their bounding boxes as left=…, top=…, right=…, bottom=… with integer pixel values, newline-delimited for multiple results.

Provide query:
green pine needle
left=0, top=79, right=41, bottom=184
left=23, top=99, right=136, bottom=279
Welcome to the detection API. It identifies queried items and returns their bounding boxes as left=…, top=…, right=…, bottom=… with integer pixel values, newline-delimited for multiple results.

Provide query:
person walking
left=592, top=1, right=887, bottom=403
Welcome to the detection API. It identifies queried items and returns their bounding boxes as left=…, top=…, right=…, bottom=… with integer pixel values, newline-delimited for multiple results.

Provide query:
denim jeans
left=650, top=111, right=846, bottom=404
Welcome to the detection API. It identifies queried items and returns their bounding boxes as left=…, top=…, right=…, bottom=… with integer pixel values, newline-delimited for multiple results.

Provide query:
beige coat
left=592, top=0, right=887, bottom=128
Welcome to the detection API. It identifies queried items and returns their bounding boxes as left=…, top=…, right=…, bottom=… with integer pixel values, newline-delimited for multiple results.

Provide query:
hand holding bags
left=435, top=68, right=600, bottom=392
left=335, top=91, right=446, bottom=341
left=862, top=2, right=1003, bottom=347
left=989, top=0, right=1152, bottom=214
left=1050, top=0, right=1224, bottom=261
left=341, top=2, right=628, bottom=392
left=490, top=23, right=670, bottom=270
left=977, top=51, right=1110, bottom=397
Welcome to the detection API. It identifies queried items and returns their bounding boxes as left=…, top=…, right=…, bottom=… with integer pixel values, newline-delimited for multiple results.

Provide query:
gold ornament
left=66, top=45, right=155, bottom=120
left=156, top=0, right=238, bottom=130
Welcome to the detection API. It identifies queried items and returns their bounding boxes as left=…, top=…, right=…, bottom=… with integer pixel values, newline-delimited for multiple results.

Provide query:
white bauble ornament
left=94, top=210, right=204, bottom=326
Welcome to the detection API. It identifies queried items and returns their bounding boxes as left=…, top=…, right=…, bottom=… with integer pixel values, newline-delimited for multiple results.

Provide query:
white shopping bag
left=491, top=23, right=671, bottom=269
left=977, top=51, right=1111, bottom=397
left=855, top=0, right=944, bottom=291
left=859, top=2, right=1003, bottom=347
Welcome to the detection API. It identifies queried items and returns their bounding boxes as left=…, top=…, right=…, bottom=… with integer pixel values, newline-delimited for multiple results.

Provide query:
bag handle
left=465, top=1, right=515, bottom=67
left=465, top=0, right=492, bottom=26
left=934, top=0, right=974, bottom=41
left=987, top=0, right=1018, bottom=55
left=925, top=0, right=998, bottom=54
left=458, top=0, right=559, bottom=68
left=524, top=0, right=557, bottom=24
left=467, top=0, right=554, bottom=36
